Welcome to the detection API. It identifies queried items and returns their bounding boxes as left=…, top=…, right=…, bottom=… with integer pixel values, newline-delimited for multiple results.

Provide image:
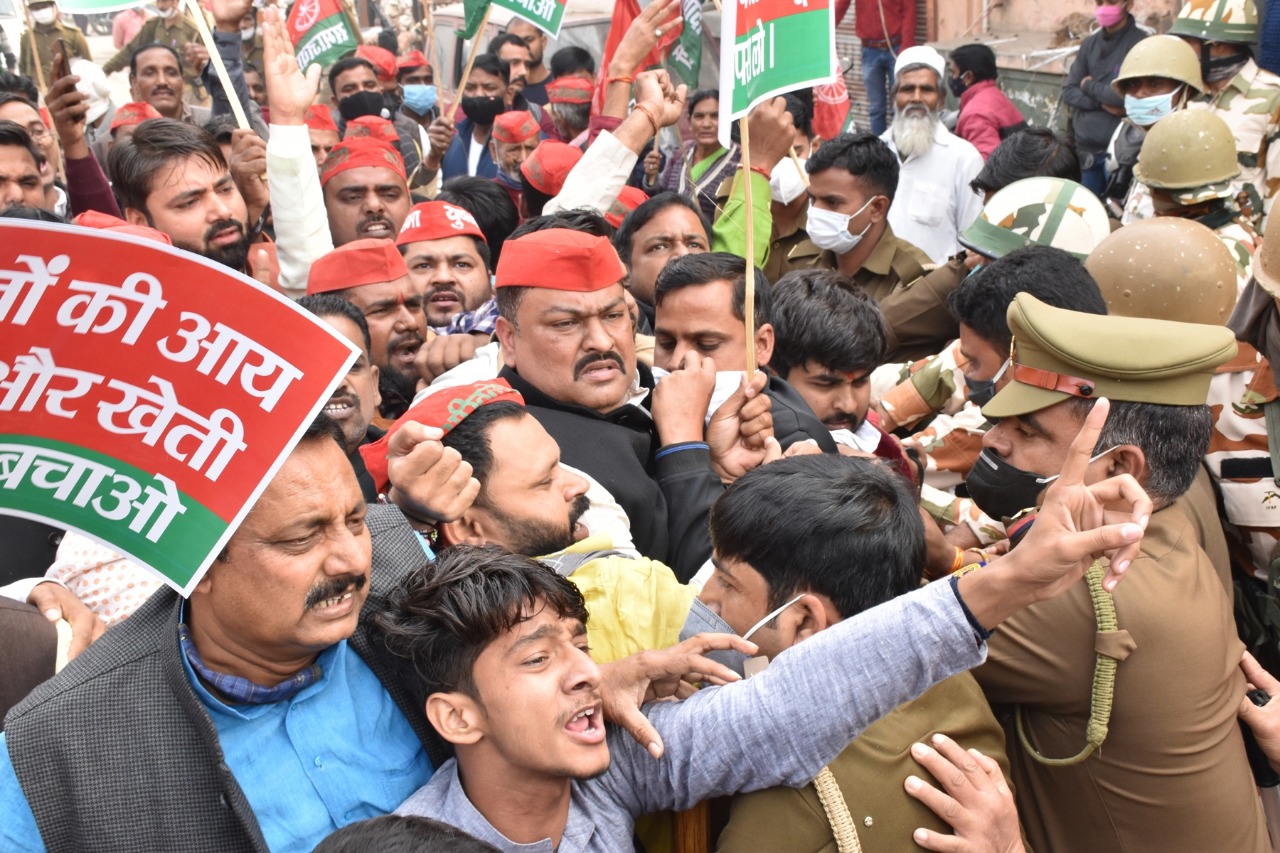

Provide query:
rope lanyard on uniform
left=813, top=766, right=863, bottom=853
left=1015, top=559, right=1117, bottom=766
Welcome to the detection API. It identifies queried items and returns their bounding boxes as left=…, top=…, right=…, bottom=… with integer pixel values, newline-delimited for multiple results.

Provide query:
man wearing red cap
left=344, top=115, right=400, bottom=146
left=305, top=104, right=340, bottom=174
left=329, top=54, right=422, bottom=181
left=307, top=238, right=426, bottom=420
left=546, top=76, right=592, bottom=146
left=519, top=139, right=582, bottom=219
left=493, top=223, right=772, bottom=579
left=396, top=200, right=495, bottom=334
left=489, top=110, right=540, bottom=207
left=320, top=136, right=412, bottom=246
left=107, top=100, right=162, bottom=151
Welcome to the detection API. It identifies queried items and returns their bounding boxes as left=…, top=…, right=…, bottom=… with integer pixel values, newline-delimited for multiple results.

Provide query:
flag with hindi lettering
left=668, top=0, right=703, bottom=89
left=593, top=0, right=681, bottom=113
left=458, top=0, right=569, bottom=39
left=718, top=0, right=836, bottom=147
left=288, top=0, right=359, bottom=72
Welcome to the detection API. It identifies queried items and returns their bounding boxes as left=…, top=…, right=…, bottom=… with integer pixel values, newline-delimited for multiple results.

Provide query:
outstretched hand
left=904, top=734, right=1025, bottom=853
left=261, top=5, right=322, bottom=126
left=598, top=632, right=758, bottom=759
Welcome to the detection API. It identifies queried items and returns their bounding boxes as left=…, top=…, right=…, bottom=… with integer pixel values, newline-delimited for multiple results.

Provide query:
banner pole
left=185, top=0, right=251, bottom=130
left=445, top=3, right=493, bottom=119
left=739, top=114, right=756, bottom=376
left=789, top=149, right=809, bottom=187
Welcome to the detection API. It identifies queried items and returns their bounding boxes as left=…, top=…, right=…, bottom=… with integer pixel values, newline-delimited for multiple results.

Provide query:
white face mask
left=240, top=25, right=255, bottom=41
left=31, top=7, right=56, bottom=24
left=769, top=156, right=808, bottom=205
left=156, top=6, right=177, bottom=18
left=806, top=195, right=879, bottom=255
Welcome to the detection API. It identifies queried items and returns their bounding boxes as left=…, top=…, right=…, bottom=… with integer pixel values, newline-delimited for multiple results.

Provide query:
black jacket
left=1061, top=15, right=1147, bottom=155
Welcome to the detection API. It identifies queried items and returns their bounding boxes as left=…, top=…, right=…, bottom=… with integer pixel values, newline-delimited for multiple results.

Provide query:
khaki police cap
left=982, top=293, right=1238, bottom=418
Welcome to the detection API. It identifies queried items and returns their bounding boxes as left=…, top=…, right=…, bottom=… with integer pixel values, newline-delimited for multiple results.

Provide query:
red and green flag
left=288, top=0, right=359, bottom=72
left=718, top=0, right=837, bottom=145
left=458, top=0, right=569, bottom=40
left=668, top=0, right=704, bottom=89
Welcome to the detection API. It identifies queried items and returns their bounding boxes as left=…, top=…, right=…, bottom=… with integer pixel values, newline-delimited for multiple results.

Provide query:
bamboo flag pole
left=185, top=0, right=251, bottom=130
left=445, top=3, right=493, bottom=119
left=789, top=149, right=809, bottom=187
left=739, top=114, right=756, bottom=376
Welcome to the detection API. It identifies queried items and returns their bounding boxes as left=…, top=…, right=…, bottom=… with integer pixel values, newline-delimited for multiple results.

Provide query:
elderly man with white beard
left=881, top=46, right=984, bottom=264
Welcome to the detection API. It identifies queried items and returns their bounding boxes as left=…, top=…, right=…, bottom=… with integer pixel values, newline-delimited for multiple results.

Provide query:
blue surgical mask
left=401, top=84, right=437, bottom=115
left=1124, top=88, right=1180, bottom=127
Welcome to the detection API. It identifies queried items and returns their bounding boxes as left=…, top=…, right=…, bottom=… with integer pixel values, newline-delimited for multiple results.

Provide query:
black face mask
left=460, top=95, right=505, bottom=126
left=383, top=90, right=403, bottom=114
left=964, top=448, right=1051, bottom=522
left=1204, top=52, right=1249, bottom=83
left=965, top=375, right=997, bottom=409
left=338, top=90, right=388, bottom=122
left=948, top=75, right=968, bottom=98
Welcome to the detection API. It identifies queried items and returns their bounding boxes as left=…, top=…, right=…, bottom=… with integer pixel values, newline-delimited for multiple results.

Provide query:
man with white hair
left=881, top=45, right=984, bottom=264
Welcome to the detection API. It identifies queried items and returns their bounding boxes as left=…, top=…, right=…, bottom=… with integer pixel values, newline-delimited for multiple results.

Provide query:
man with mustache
left=396, top=200, right=494, bottom=333
left=300, top=294, right=385, bottom=501
left=0, top=416, right=450, bottom=852
left=493, top=217, right=775, bottom=581
left=320, top=135, right=412, bottom=247
left=881, top=46, right=984, bottom=264
left=110, top=118, right=253, bottom=273
left=307, top=238, right=426, bottom=421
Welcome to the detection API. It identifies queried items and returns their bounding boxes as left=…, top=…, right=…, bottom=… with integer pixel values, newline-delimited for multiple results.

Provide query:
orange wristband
left=607, top=75, right=634, bottom=86
left=740, top=163, right=771, bottom=180
left=632, top=102, right=660, bottom=136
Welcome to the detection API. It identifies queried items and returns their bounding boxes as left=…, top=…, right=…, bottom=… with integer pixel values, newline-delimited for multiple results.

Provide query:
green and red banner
left=718, top=0, right=837, bottom=145
left=668, top=0, right=704, bottom=89
left=0, top=221, right=357, bottom=595
left=288, top=0, right=359, bottom=72
left=458, top=0, right=568, bottom=39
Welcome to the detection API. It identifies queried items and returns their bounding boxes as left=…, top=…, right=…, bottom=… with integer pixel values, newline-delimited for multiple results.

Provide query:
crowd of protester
left=2, top=0, right=1280, bottom=850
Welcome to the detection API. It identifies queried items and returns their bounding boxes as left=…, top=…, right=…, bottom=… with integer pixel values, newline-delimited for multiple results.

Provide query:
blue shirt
left=0, top=637, right=433, bottom=852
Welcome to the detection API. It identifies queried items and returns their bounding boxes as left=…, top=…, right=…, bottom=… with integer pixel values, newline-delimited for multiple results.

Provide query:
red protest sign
left=0, top=221, right=357, bottom=595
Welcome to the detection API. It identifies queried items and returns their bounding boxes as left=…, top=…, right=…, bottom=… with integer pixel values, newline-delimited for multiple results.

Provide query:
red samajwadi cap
left=306, top=238, right=410, bottom=295
left=604, top=185, right=649, bottom=228
left=344, top=115, right=399, bottom=145
left=110, top=101, right=161, bottom=133
left=495, top=228, right=626, bottom=291
left=396, top=50, right=431, bottom=73
left=397, top=200, right=486, bottom=246
left=305, top=104, right=339, bottom=134
left=359, top=379, right=524, bottom=493
left=320, top=136, right=407, bottom=187
left=73, top=210, right=173, bottom=245
left=519, top=139, right=582, bottom=196
left=356, top=45, right=397, bottom=82
left=547, top=76, right=593, bottom=105
left=492, top=110, right=540, bottom=144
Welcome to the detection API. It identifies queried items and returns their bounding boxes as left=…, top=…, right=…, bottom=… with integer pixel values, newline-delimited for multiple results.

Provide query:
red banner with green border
left=718, top=0, right=836, bottom=145
left=0, top=221, right=357, bottom=595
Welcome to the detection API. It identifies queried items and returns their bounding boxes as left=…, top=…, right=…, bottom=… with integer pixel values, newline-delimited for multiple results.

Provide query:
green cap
left=1168, top=0, right=1258, bottom=44
left=982, top=293, right=1238, bottom=418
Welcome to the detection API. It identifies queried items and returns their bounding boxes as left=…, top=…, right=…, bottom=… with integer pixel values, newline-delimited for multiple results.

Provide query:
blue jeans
left=1079, top=161, right=1107, bottom=199
left=861, top=45, right=896, bottom=136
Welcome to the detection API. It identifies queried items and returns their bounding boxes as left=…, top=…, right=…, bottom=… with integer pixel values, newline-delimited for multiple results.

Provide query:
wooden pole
left=17, top=0, right=48, bottom=93
left=185, top=0, right=251, bottom=130
left=789, top=149, right=809, bottom=187
left=445, top=3, right=493, bottom=119
left=739, top=114, right=756, bottom=376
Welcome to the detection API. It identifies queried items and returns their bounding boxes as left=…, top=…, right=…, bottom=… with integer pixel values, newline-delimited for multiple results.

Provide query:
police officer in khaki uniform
left=101, top=0, right=204, bottom=101
left=17, top=0, right=90, bottom=90
left=968, top=294, right=1269, bottom=853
